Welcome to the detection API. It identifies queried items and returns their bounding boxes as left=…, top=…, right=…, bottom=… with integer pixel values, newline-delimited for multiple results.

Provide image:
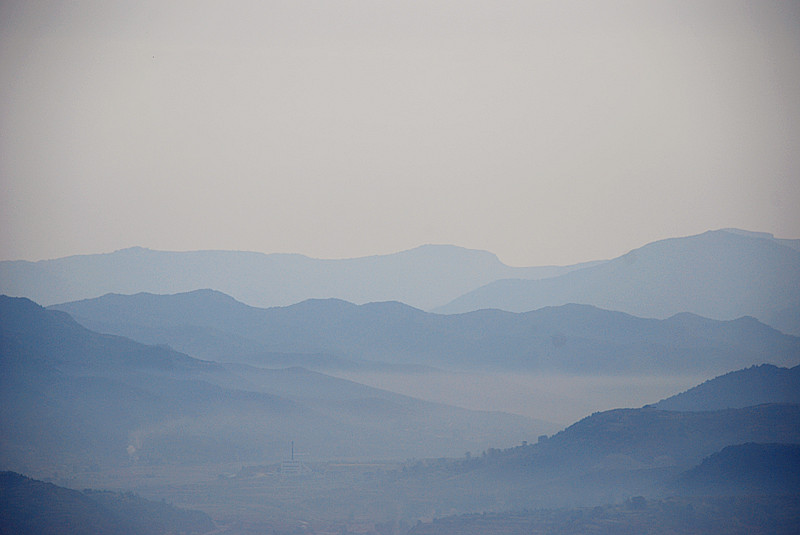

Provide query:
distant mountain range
left=435, top=230, right=800, bottom=335
left=0, top=244, right=597, bottom=310
left=4, top=229, right=800, bottom=336
left=51, top=290, right=800, bottom=374
left=0, top=296, right=547, bottom=474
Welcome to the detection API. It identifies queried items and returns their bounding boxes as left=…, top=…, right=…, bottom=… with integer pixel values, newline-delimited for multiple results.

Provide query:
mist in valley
left=330, top=371, right=707, bottom=425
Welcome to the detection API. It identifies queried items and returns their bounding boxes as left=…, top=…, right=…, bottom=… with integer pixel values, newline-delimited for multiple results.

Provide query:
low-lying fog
left=330, top=371, right=709, bottom=426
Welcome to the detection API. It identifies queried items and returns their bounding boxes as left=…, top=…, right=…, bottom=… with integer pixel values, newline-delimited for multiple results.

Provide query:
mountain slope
left=455, top=404, right=800, bottom=509
left=435, top=230, right=800, bottom=334
left=371, top=404, right=800, bottom=514
left=674, top=443, right=800, bottom=495
left=654, top=364, right=800, bottom=411
left=0, top=296, right=546, bottom=473
left=531, top=404, right=800, bottom=471
left=0, top=244, right=597, bottom=310
left=0, top=471, right=213, bottom=535
left=51, top=291, right=800, bottom=374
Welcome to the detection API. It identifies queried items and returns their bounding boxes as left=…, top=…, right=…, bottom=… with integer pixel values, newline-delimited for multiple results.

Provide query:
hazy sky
left=2, top=1, right=799, bottom=266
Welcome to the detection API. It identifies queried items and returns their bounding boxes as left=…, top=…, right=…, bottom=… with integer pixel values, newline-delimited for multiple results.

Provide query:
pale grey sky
left=1, top=1, right=799, bottom=266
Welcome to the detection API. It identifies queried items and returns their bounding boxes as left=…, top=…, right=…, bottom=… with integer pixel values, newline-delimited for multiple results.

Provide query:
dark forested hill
left=51, top=290, right=800, bottom=374
left=0, top=471, right=213, bottom=535
left=654, top=364, right=800, bottom=411
left=435, top=230, right=800, bottom=335
left=673, top=443, right=800, bottom=496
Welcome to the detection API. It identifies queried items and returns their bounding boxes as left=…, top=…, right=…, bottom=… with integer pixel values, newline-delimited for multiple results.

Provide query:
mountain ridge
left=435, top=230, right=800, bottom=335
left=0, top=244, right=599, bottom=310
left=50, top=290, right=800, bottom=374
left=1, top=295, right=549, bottom=473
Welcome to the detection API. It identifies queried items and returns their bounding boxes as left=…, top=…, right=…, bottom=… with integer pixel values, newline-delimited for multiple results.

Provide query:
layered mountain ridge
left=4, top=229, right=799, bottom=335
left=436, top=230, right=800, bottom=335
left=0, top=244, right=596, bottom=310
left=51, top=290, right=800, bottom=374
left=0, top=296, right=547, bottom=474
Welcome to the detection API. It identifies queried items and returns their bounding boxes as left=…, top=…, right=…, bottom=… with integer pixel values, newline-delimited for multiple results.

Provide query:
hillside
left=0, top=296, right=546, bottom=474
left=654, top=364, right=800, bottom=411
left=278, top=403, right=800, bottom=518
left=0, top=244, right=596, bottom=310
left=0, top=471, right=213, bottom=535
left=378, top=404, right=800, bottom=513
left=502, top=404, right=800, bottom=474
left=435, top=230, right=800, bottom=335
left=51, top=290, right=800, bottom=374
